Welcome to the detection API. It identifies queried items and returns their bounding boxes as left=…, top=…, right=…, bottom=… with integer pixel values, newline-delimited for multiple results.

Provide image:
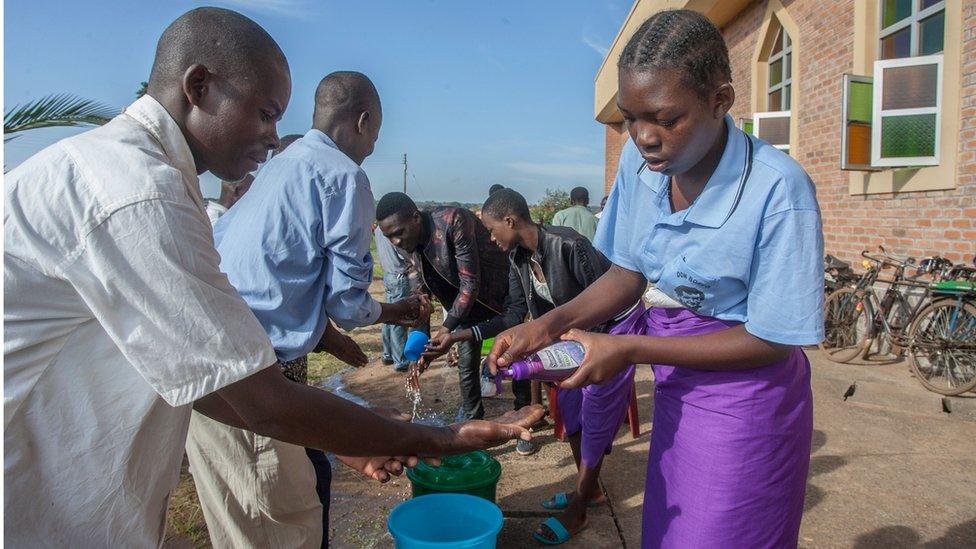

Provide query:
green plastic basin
left=406, top=450, right=502, bottom=502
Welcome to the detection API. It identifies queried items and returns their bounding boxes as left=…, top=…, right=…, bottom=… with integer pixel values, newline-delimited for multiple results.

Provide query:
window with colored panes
left=879, top=0, right=944, bottom=60
left=767, top=26, right=792, bottom=111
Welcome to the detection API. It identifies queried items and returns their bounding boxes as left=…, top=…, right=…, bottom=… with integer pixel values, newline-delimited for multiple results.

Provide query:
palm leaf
left=4, top=94, right=116, bottom=141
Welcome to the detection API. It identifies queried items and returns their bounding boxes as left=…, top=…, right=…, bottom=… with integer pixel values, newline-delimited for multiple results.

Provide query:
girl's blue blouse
left=595, top=115, right=825, bottom=346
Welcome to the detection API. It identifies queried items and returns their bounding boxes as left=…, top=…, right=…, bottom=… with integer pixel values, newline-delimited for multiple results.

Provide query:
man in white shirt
left=4, top=8, right=541, bottom=547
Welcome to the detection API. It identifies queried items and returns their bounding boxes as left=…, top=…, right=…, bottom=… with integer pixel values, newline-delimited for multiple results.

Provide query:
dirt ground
left=165, top=280, right=976, bottom=548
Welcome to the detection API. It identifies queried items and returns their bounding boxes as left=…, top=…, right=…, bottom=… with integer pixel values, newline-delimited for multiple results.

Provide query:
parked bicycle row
left=820, top=247, right=976, bottom=395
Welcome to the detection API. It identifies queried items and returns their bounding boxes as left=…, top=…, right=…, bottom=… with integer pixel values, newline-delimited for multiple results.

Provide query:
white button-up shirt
left=3, top=95, right=278, bottom=547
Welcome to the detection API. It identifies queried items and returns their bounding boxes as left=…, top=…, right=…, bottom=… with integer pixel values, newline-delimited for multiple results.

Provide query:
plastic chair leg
left=547, top=385, right=565, bottom=442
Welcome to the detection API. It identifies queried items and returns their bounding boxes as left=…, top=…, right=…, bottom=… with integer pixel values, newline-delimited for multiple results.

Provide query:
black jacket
left=469, top=225, right=612, bottom=341
left=417, top=208, right=509, bottom=329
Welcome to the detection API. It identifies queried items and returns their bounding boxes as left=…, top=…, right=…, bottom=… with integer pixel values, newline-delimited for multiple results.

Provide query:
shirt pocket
left=654, top=255, right=721, bottom=315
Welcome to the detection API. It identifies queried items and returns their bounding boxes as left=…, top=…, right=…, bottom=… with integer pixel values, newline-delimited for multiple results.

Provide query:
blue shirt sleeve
left=321, top=170, right=382, bottom=331
left=594, top=142, right=640, bottom=272
left=744, top=207, right=825, bottom=345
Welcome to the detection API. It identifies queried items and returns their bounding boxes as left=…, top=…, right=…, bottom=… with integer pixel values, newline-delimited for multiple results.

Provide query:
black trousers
left=455, top=336, right=533, bottom=420
left=305, top=448, right=332, bottom=549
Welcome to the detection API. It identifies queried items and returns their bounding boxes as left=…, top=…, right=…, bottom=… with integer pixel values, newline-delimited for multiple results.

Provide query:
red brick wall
left=604, top=122, right=627, bottom=196
left=602, top=0, right=976, bottom=264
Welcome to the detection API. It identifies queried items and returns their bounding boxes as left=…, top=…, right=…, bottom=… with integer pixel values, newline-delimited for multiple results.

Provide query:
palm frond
left=4, top=94, right=117, bottom=140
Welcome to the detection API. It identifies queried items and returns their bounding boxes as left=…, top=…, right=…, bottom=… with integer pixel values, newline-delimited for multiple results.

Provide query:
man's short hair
left=482, top=188, right=531, bottom=222
left=147, top=7, right=287, bottom=93
left=376, top=192, right=418, bottom=221
left=488, top=184, right=505, bottom=196
left=570, top=187, right=589, bottom=203
left=314, top=71, right=379, bottom=124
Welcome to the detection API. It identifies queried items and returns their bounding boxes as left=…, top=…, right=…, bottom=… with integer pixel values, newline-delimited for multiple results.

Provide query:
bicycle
left=904, top=260, right=976, bottom=395
left=820, top=247, right=922, bottom=363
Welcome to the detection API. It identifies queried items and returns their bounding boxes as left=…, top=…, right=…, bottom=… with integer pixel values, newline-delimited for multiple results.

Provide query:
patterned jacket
left=417, top=207, right=509, bottom=330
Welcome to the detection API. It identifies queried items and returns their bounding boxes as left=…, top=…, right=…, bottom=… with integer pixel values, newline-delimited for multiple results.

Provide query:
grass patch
left=164, top=466, right=210, bottom=548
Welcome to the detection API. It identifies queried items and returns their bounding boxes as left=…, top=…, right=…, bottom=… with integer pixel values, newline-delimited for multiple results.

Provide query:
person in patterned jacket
left=376, top=192, right=531, bottom=420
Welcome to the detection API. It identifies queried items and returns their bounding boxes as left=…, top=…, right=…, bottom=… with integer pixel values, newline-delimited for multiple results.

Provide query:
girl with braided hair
left=491, top=9, right=823, bottom=547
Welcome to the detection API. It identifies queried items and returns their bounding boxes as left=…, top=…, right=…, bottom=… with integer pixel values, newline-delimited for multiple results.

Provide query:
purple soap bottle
left=496, top=340, right=586, bottom=386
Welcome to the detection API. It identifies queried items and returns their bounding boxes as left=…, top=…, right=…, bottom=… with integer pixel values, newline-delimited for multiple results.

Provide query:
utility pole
left=402, top=153, right=408, bottom=193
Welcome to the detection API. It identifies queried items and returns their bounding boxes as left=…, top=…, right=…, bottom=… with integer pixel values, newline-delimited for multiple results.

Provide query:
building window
left=871, top=54, right=942, bottom=167
left=767, top=26, right=792, bottom=111
left=879, top=0, right=945, bottom=60
left=754, top=111, right=791, bottom=155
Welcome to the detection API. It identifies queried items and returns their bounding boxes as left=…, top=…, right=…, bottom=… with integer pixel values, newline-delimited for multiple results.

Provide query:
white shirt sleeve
left=64, top=198, right=278, bottom=407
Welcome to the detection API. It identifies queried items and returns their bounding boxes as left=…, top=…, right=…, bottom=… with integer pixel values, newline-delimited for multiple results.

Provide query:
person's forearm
left=219, top=367, right=463, bottom=457
left=377, top=301, right=410, bottom=324
left=536, top=265, right=646, bottom=337
left=193, top=393, right=249, bottom=429
left=619, top=324, right=792, bottom=371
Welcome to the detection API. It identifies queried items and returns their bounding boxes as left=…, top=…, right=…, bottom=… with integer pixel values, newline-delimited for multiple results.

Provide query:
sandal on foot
left=541, top=492, right=603, bottom=510
left=533, top=517, right=585, bottom=546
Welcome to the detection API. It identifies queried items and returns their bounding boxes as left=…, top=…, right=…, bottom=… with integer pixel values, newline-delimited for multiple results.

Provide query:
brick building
left=595, top=0, right=975, bottom=263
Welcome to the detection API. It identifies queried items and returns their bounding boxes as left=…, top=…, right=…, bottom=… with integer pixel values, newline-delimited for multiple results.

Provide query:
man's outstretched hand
left=337, top=406, right=443, bottom=482
left=384, top=295, right=433, bottom=328
left=317, top=322, right=368, bottom=368
left=446, top=405, right=546, bottom=452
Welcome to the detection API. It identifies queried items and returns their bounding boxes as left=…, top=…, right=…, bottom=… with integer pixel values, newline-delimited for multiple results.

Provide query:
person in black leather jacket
left=425, top=188, right=642, bottom=542
left=376, top=192, right=531, bottom=421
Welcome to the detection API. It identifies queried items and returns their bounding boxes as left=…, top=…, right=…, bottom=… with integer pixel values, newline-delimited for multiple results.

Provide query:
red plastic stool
left=547, top=382, right=640, bottom=442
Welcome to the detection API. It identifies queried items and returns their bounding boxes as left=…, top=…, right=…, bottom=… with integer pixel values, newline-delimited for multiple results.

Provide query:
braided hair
left=618, top=9, right=731, bottom=99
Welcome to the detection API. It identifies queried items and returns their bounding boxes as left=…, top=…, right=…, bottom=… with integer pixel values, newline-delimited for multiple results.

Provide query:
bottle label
left=536, top=342, right=585, bottom=371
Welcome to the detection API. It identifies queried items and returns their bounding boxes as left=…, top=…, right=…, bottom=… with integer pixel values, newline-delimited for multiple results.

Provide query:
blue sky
left=4, top=0, right=630, bottom=203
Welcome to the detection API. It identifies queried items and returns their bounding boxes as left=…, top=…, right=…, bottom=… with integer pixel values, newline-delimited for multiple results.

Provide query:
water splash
left=404, top=374, right=451, bottom=427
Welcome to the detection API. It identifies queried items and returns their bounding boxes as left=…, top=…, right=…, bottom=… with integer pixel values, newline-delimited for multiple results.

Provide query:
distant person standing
left=552, top=186, right=598, bottom=241
left=595, top=194, right=609, bottom=220
left=375, top=225, right=413, bottom=372
left=206, top=173, right=255, bottom=225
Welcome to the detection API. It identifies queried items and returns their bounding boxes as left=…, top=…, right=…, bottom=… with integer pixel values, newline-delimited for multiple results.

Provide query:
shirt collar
left=303, top=129, right=341, bottom=151
left=206, top=200, right=229, bottom=215
left=637, top=115, right=751, bottom=229
left=531, top=225, right=548, bottom=263
left=419, top=210, right=434, bottom=250
left=123, top=95, right=201, bottom=206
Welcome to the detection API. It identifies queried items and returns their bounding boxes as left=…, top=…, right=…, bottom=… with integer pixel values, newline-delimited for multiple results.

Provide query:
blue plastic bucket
left=387, top=493, right=503, bottom=548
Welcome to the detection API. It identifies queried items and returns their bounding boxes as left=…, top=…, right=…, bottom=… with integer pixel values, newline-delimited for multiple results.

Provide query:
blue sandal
left=541, top=492, right=603, bottom=510
left=532, top=517, right=573, bottom=545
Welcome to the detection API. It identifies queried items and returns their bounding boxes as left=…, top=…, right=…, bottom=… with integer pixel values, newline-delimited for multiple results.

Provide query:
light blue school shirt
left=595, top=115, right=824, bottom=346
left=214, top=129, right=381, bottom=362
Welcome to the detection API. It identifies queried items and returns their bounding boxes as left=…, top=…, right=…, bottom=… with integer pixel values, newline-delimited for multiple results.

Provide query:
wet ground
left=164, top=279, right=976, bottom=548
left=327, top=349, right=976, bottom=548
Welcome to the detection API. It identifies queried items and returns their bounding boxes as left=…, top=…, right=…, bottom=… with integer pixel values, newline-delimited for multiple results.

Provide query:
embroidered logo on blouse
left=674, top=285, right=705, bottom=311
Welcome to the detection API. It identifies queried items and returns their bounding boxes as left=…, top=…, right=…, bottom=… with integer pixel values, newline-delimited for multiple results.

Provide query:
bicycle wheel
left=869, top=292, right=913, bottom=358
left=907, top=298, right=976, bottom=395
left=819, top=287, right=872, bottom=363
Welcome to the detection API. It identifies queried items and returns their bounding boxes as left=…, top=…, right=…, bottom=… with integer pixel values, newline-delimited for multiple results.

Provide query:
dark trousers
left=305, top=448, right=332, bottom=549
left=456, top=338, right=485, bottom=420
left=456, top=334, right=533, bottom=420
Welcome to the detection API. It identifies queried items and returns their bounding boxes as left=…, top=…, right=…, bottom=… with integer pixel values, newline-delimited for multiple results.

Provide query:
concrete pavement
left=326, top=350, right=976, bottom=548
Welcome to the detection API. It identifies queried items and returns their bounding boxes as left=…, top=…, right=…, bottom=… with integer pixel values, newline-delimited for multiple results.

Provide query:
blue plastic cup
left=403, top=331, right=430, bottom=362
left=387, top=493, right=503, bottom=548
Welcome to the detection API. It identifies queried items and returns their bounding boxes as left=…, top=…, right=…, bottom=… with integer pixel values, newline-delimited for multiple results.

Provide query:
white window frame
left=878, top=0, right=945, bottom=59
left=753, top=110, right=791, bottom=151
left=870, top=54, right=942, bottom=167
left=840, top=74, right=879, bottom=171
left=767, top=26, right=792, bottom=111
